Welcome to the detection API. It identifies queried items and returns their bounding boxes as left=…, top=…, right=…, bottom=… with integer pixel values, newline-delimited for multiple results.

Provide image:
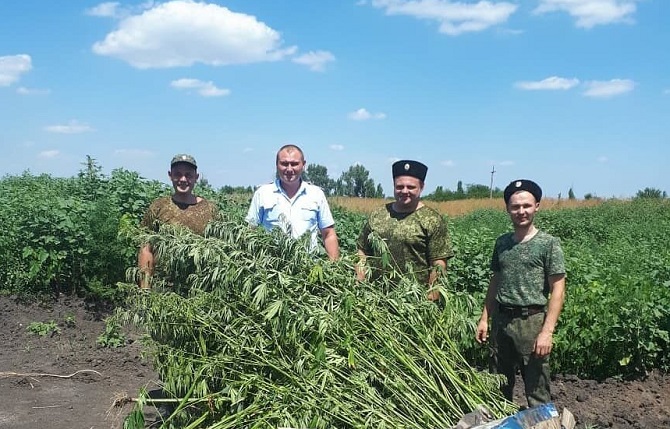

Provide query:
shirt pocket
left=263, top=202, right=282, bottom=223
left=299, top=204, right=319, bottom=227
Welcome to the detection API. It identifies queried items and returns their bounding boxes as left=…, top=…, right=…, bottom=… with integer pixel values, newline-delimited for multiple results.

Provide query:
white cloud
left=330, top=144, right=344, bottom=151
left=440, top=160, right=455, bottom=167
left=534, top=0, right=640, bottom=28
left=348, top=108, right=387, bottom=121
left=292, top=50, right=335, bottom=72
left=16, top=86, right=50, bottom=95
left=515, top=76, right=580, bottom=90
left=92, top=0, right=297, bottom=69
left=243, top=147, right=253, bottom=153
left=39, top=150, right=60, bottom=158
left=170, top=78, right=230, bottom=97
left=45, top=120, right=94, bottom=134
left=0, top=54, right=32, bottom=86
left=86, top=2, right=157, bottom=19
left=514, top=76, right=635, bottom=97
left=597, top=155, right=609, bottom=163
left=582, top=79, right=635, bottom=98
left=663, top=89, right=670, bottom=95
left=86, top=2, right=122, bottom=17
left=499, top=160, right=514, bottom=166
left=371, top=0, right=518, bottom=36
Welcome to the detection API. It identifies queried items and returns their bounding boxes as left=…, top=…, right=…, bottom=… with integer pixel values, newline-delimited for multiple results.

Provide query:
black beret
left=392, top=160, right=428, bottom=181
left=503, top=179, right=542, bottom=204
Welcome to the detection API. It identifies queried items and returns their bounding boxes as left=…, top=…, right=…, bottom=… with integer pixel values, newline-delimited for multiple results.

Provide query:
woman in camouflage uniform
left=356, top=160, right=453, bottom=301
left=475, top=179, right=566, bottom=408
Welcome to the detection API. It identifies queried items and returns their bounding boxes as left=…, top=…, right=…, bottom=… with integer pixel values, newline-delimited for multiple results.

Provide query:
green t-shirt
left=141, top=196, right=218, bottom=235
left=357, top=203, right=454, bottom=283
left=491, top=230, right=565, bottom=307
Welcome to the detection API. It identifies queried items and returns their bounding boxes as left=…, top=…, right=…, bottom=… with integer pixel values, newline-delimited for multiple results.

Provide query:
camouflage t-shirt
left=357, top=203, right=454, bottom=283
left=491, top=230, right=565, bottom=307
left=140, top=196, right=218, bottom=235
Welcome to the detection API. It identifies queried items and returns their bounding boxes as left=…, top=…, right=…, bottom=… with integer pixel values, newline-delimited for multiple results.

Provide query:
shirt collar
left=273, top=178, right=307, bottom=198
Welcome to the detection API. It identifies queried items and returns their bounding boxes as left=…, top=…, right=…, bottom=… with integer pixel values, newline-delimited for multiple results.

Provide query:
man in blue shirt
left=245, top=144, right=340, bottom=260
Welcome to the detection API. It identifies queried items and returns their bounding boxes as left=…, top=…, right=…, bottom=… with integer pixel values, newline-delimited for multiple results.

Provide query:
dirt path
left=1, top=295, right=669, bottom=429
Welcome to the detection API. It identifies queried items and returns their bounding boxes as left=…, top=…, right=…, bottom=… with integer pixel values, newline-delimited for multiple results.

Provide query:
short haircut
left=276, top=144, right=305, bottom=164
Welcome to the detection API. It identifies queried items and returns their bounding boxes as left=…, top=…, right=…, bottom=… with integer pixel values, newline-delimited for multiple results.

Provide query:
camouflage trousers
left=489, top=311, right=551, bottom=408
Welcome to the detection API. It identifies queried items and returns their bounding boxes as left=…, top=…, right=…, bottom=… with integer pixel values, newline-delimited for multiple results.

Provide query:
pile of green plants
left=119, top=221, right=516, bottom=428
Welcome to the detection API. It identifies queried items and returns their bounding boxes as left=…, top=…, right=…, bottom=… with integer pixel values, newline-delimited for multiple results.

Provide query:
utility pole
left=489, top=165, right=496, bottom=199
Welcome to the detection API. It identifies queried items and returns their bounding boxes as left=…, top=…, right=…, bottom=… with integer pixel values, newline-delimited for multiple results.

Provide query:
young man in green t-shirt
left=476, top=179, right=566, bottom=408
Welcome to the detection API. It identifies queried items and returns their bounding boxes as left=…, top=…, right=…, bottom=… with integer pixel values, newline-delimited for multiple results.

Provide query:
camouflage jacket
left=141, top=196, right=218, bottom=236
left=357, top=203, right=454, bottom=284
left=491, top=230, right=565, bottom=307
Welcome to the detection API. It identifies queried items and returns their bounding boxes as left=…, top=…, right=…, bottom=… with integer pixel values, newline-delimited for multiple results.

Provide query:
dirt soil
left=1, top=295, right=669, bottom=429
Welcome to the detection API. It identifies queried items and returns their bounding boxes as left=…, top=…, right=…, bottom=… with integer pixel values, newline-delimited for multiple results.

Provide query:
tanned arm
left=137, top=244, right=155, bottom=290
left=427, top=259, right=447, bottom=301
left=534, top=273, right=566, bottom=357
left=476, top=272, right=501, bottom=344
left=355, top=249, right=368, bottom=281
left=321, top=226, right=340, bottom=261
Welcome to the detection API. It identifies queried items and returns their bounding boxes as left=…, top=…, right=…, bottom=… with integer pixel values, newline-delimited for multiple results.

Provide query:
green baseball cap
left=170, top=153, right=197, bottom=168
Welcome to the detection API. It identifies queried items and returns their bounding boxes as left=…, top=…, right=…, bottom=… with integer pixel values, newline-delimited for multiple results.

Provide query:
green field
left=2, top=169, right=669, bottom=428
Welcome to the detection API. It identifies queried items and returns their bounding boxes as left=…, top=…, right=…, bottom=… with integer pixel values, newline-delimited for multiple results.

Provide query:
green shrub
left=27, top=320, right=60, bottom=337
left=97, top=318, right=127, bottom=348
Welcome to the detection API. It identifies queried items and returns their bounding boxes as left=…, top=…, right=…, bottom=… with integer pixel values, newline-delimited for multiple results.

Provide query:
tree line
left=303, top=163, right=498, bottom=200
left=304, top=164, right=384, bottom=198
left=211, top=161, right=667, bottom=201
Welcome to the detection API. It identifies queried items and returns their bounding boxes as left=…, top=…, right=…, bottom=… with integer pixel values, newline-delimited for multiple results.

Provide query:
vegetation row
left=2, top=163, right=669, bottom=427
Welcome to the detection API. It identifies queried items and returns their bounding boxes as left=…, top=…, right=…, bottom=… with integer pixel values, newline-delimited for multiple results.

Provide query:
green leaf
left=263, top=299, right=283, bottom=320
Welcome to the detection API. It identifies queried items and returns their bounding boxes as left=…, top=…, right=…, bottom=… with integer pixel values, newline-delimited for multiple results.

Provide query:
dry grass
left=330, top=196, right=604, bottom=217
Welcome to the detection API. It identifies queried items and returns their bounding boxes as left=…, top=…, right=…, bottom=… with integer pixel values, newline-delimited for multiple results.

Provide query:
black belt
left=498, top=304, right=545, bottom=318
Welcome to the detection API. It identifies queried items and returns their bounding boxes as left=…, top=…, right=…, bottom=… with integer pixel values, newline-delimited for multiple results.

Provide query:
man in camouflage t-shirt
left=475, top=179, right=566, bottom=408
left=356, top=160, right=453, bottom=300
left=138, top=154, right=218, bottom=289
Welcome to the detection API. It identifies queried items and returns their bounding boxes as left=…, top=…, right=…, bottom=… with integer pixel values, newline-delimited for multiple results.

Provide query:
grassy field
left=3, top=170, right=669, bottom=429
left=330, top=196, right=605, bottom=217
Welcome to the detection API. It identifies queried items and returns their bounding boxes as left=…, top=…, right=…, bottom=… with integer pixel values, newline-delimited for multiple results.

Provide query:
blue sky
left=1, top=0, right=668, bottom=199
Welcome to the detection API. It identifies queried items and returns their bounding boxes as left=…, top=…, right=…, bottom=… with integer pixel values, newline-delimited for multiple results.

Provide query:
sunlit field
left=330, top=196, right=605, bottom=217
left=3, top=170, right=669, bottom=429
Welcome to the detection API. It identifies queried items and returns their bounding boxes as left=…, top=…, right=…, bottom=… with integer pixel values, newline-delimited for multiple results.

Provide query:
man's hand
left=138, top=271, right=152, bottom=290
left=476, top=318, right=489, bottom=344
left=534, top=331, right=553, bottom=357
left=355, top=250, right=367, bottom=281
left=137, top=244, right=155, bottom=290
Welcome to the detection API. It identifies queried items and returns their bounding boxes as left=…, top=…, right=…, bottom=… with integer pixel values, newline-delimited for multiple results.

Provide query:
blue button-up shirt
left=245, top=179, right=335, bottom=251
